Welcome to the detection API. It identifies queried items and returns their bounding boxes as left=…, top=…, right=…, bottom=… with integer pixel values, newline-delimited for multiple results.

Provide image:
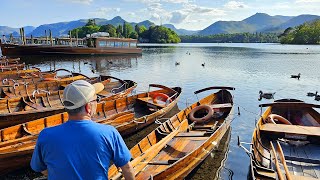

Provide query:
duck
left=259, top=90, right=275, bottom=99
left=201, top=62, right=205, bottom=67
left=90, top=66, right=95, bottom=74
left=107, top=60, right=113, bottom=64
left=84, top=62, right=88, bottom=65
left=307, top=91, right=318, bottom=97
left=175, top=62, right=180, bottom=65
left=315, top=95, right=320, bottom=101
left=291, top=73, right=301, bottom=80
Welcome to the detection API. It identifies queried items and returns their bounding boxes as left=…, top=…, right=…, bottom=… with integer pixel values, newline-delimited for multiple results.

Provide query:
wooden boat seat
left=148, top=158, right=180, bottom=165
left=137, top=97, right=166, bottom=109
left=97, top=90, right=112, bottom=97
left=284, top=155, right=320, bottom=164
left=290, top=175, right=319, bottom=180
left=209, top=103, right=232, bottom=109
left=176, top=131, right=213, bottom=137
left=260, top=124, right=320, bottom=137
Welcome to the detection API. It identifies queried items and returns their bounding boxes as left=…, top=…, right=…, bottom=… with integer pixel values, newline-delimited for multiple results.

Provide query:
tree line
left=70, top=19, right=180, bottom=43
left=180, top=33, right=279, bottom=43
left=279, top=19, right=320, bottom=44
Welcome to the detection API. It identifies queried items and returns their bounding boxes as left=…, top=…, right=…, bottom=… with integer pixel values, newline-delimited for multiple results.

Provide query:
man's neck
left=68, top=114, right=92, bottom=121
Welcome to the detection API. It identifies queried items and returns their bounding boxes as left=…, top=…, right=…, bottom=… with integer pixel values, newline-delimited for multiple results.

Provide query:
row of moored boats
left=0, top=56, right=319, bottom=179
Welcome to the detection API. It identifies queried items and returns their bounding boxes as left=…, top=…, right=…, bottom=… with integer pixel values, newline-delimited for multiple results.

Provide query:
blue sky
left=1, top=0, right=320, bottom=30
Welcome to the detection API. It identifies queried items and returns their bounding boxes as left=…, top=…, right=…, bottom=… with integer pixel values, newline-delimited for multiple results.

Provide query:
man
left=31, top=80, right=135, bottom=180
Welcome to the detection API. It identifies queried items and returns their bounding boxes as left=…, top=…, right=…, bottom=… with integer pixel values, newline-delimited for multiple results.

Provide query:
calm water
left=2, top=43, right=320, bottom=179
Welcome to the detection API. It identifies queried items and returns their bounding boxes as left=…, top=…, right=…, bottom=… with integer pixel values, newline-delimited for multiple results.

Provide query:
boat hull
left=0, top=86, right=181, bottom=175
left=249, top=99, right=320, bottom=180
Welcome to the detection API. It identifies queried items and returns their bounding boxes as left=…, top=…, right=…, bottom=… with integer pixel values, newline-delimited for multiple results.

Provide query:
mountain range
left=0, top=13, right=319, bottom=37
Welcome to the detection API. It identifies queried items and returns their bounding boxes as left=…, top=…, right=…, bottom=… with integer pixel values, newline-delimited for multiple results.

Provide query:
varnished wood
left=108, top=88, right=234, bottom=179
left=0, top=85, right=181, bottom=175
left=249, top=99, right=320, bottom=180
left=0, top=75, right=137, bottom=129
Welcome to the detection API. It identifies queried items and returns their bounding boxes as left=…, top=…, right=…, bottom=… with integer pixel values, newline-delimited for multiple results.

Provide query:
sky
left=1, top=0, right=320, bottom=30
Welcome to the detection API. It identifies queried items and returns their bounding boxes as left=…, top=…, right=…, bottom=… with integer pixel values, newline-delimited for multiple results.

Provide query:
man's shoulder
left=38, top=123, right=66, bottom=139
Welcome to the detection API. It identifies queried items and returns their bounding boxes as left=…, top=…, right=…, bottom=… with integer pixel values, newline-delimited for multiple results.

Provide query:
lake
left=1, top=43, right=320, bottom=179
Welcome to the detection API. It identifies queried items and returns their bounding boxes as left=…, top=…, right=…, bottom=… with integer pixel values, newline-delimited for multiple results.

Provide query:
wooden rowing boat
left=0, top=68, right=84, bottom=87
left=0, top=63, right=25, bottom=72
left=0, top=68, right=56, bottom=80
left=0, top=75, right=137, bottom=129
left=0, top=84, right=180, bottom=174
left=0, top=58, right=20, bottom=65
left=108, top=86, right=235, bottom=179
left=248, top=99, right=320, bottom=180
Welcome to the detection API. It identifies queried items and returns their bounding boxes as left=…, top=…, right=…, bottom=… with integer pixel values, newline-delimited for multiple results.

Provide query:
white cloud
left=89, top=7, right=121, bottom=17
left=224, top=1, right=248, bottom=9
left=170, top=11, right=189, bottom=23
left=67, top=0, right=93, bottom=5
left=162, top=0, right=189, bottom=3
left=296, top=0, right=320, bottom=2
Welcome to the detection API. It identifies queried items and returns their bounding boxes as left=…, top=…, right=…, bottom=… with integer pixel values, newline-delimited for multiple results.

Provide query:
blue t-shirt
left=30, top=120, right=131, bottom=180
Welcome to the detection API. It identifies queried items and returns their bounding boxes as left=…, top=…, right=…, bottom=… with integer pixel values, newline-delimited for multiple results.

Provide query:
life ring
left=267, top=114, right=292, bottom=125
left=189, top=105, right=214, bottom=123
left=150, top=93, right=172, bottom=103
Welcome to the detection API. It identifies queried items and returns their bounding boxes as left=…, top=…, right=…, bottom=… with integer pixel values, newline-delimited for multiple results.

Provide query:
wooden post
left=31, top=35, right=34, bottom=44
left=19, top=28, right=23, bottom=44
left=69, top=31, right=72, bottom=47
left=76, top=30, right=78, bottom=46
left=45, top=30, right=48, bottom=45
left=22, top=27, right=26, bottom=45
left=49, top=30, right=53, bottom=46
left=9, top=33, right=13, bottom=43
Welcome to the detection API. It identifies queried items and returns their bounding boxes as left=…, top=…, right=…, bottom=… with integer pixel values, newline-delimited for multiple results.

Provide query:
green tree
left=280, top=19, right=320, bottom=44
left=99, top=24, right=116, bottom=37
left=116, top=25, right=123, bottom=37
left=145, top=26, right=180, bottom=43
left=129, top=31, right=138, bottom=39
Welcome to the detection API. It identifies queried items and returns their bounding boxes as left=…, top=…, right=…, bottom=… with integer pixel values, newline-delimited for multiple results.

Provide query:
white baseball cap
left=63, top=80, right=104, bottom=109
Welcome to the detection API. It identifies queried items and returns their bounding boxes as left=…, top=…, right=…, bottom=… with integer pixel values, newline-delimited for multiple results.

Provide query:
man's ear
left=85, top=103, right=91, bottom=114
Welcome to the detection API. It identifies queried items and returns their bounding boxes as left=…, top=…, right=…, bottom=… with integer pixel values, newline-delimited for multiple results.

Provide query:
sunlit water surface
left=3, top=43, right=320, bottom=179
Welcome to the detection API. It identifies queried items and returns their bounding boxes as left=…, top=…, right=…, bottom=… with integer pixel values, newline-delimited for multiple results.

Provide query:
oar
left=270, top=142, right=284, bottom=180
left=276, top=141, right=292, bottom=180
left=111, top=119, right=186, bottom=179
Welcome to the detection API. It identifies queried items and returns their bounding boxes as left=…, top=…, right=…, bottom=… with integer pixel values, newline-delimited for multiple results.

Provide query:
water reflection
left=20, top=54, right=141, bottom=76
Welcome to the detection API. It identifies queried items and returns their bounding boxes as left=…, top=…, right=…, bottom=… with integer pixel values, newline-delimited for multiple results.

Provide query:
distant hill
left=0, top=26, right=35, bottom=36
left=28, top=17, right=175, bottom=37
left=198, top=13, right=318, bottom=35
left=263, top=14, right=320, bottom=32
left=199, top=21, right=255, bottom=35
left=1, top=13, right=320, bottom=37
left=163, top=24, right=198, bottom=35
left=242, top=13, right=289, bottom=30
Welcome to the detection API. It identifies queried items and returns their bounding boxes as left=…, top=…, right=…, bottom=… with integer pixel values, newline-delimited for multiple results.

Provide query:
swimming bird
left=291, top=73, right=301, bottom=80
left=84, top=62, right=88, bottom=65
left=107, top=60, right=113, bottom=64
left=259, top=90, right=275, bottom=100
left=307, top=91, right=318, bottom=97
left=175, top=62, right=180, bottom=65
left=201, top=62, right=205, bottom=67
left=90, top=66, right=95, bottom=73
left=189, top=53, right=191, bottom=55
left=315, top=95, right=320, bottom=101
